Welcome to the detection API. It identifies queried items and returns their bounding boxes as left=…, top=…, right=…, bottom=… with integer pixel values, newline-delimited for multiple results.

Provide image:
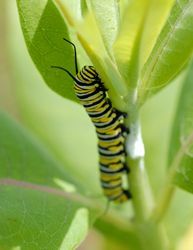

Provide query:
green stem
left=128, top=157, right=154, bottom=221
left=125, top=93, right=170, bottom=249
left=125, top=95, right=154, bottom=221
left=126, top=120, right=172, bottom=249
left=152, top=131, right=193, bottom=223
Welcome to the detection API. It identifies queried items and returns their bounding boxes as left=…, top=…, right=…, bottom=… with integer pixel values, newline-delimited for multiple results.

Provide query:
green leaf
left=0, top=186, right=90, bottom=250
left=140, top=0, right=175, bottom=67
left=59, top=0, right=82, bottom=21
left=86, top=0, right=119, bottom=53
left=113, top=0, right=149, bottom=87
left=118, top=0, right=129, bottom=20
left=113, top=0, right=174, bottom=96
left=139, top=0, right=193, bottom=105
left=169, top=60, right=193, bottom=193
left=16, top=0, right=77, bottom=102
left=0, top=112, right=92, bottom=249
left=81, top=0, right=88, bottom=17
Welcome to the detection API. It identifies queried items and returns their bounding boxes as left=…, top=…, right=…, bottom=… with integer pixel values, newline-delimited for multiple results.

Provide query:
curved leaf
left=16, top=0, right=77, bottom=101
left=139, top=0, right=193, bottom=105
left=87, top=0, right=119, bottom=53
left=113, top=0, right=149, bottom=87
left=113, top=0, right=174, bottom=92
left=140, top=0, right=175, bottom=66
left=60, top=0, right=82, bottom=21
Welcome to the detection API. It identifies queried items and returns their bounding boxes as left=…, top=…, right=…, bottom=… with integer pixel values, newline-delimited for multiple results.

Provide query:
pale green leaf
left=87, top=0, right=119, bottom=53
left=113, top=0, right=149, bottom=87
left=140, top=0, right=175, bottom=66
left=118, top=0, right=129, bottom=21
left=59, top=0, right=82, bottom=21
left=139, top=0, right=193, bottom=105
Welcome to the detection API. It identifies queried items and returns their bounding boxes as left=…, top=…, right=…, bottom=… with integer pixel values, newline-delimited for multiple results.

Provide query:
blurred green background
left=1, top=0, right=193, bottom=249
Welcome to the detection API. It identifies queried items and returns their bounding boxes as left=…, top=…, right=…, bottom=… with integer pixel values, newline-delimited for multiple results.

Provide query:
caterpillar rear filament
left=52, top=38, right=131, bottom=203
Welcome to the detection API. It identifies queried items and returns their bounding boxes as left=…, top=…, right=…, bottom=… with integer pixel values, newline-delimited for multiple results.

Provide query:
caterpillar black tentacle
left=52, top=39, right=132, bottom=203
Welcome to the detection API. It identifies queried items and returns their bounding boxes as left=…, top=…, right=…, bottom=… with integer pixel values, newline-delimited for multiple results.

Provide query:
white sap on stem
left=126, top=118, right=145, bottom=160
left=124, top=87, right=145, bottom=160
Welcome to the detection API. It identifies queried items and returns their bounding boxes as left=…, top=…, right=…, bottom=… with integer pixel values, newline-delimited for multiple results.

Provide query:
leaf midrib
left=0, top=178, right=90, bottom=204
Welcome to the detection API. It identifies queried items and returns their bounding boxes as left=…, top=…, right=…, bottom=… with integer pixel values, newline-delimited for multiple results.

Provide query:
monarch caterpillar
left=52, top=38, right=132, bottom=203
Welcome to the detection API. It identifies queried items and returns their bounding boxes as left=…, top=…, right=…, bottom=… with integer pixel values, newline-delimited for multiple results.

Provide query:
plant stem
left=125, top=94, right=170, bottom=249
left=126, top=123, right=170, bottom=250
left=152, top=131, right=193, bottom=223
left=128, top=157, right=154, bottom=221
left=125, top=94, right=154, bottom=221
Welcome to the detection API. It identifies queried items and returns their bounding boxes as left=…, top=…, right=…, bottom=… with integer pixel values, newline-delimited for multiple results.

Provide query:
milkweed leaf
left=139, top=0, right=193, bottom=105
left=0, top=112, right=91, bottom=249
left=86, top=0, right=119, bottom=54
left=113, top=0, right=149, bottom=87
left=16, top=0, right=78, bottom=102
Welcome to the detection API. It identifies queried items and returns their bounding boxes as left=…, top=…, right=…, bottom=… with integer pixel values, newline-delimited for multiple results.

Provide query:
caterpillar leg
left=123, top=163, right=130, bottom=173
left=122, top=189, right=132, bottom=200
left=94, top=79, right=108, bottom=92
left=115, top=109, right=128, bottom=118
left=96, top=84, right=108, bottom=92
left=120, top=124, right=130, bottom=137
